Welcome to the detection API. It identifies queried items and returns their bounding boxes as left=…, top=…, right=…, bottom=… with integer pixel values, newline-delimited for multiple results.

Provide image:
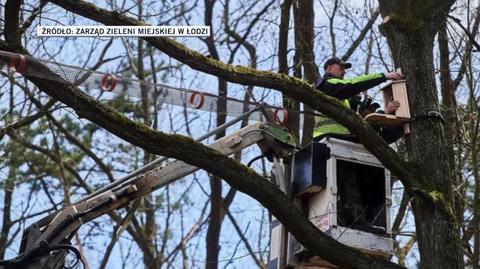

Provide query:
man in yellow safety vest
left=313, top=57, right=403, bottom=141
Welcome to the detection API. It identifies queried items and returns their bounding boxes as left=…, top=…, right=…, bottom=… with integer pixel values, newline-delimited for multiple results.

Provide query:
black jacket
left=315, top=72, right=387, bottom=100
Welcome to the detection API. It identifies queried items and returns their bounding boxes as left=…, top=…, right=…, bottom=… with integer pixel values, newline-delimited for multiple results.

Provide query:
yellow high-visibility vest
left=313, top=99, right=350, bottom=138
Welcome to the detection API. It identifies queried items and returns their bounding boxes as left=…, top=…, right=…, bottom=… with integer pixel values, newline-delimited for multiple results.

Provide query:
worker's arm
left=320, top=73, right=386, bottom=100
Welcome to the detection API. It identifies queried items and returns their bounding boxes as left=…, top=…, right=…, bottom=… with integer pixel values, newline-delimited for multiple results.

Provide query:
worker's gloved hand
left=385, top=100, right=401, bottom=114
left=384, top=72, right=403, bottom=80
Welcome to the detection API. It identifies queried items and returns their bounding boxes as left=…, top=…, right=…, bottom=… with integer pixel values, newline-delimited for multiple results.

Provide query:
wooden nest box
left=365, top=79, right=411, bottom=133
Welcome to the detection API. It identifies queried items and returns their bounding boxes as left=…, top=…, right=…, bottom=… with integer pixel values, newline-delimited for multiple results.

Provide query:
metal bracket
left=412, top=111, right=445, bottom=124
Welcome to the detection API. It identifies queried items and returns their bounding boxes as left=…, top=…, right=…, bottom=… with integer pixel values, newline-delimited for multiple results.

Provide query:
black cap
left=323, top=57, right=352, bottom=70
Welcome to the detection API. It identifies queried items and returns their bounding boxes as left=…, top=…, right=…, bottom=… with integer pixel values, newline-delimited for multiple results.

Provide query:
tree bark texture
left=379, top=1, right=463, bottom=268
left=293, top=0, right=316, bottom=145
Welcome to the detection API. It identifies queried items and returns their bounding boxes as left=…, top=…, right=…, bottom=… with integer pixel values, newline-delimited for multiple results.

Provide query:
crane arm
left=0, top=123, right=297, bottom=269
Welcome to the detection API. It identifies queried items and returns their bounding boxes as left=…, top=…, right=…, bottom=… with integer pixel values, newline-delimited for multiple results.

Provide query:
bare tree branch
left=341, top=7, right=380, bottom=61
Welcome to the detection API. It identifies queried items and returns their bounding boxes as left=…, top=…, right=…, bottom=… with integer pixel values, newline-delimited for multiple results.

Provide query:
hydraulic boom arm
left=0, top=123, right=297, bottom=269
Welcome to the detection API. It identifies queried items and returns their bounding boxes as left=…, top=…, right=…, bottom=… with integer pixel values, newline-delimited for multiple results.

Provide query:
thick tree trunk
left=379, top=1, right=463, bottom=268
left=279, top=0, right=300, bottom=139
left=293, top=0, right=316, bottom=145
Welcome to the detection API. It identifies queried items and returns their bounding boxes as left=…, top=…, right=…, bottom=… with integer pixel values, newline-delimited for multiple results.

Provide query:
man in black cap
left=313, top=56, right=403, bottom=140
